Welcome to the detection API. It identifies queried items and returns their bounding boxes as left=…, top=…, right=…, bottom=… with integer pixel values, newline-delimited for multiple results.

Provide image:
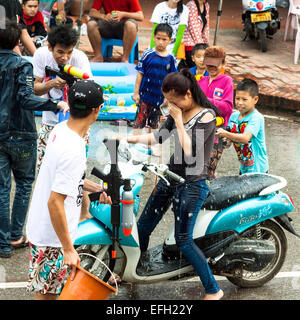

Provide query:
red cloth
left=23, top=9, right=45, bottom=27
left=185, top=46, right=194, bottom=52
left=92, top=0, right=142, bottom=13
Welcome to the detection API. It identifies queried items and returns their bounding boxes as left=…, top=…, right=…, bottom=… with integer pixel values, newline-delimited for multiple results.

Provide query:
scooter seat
left=202, top=174, right=282, bottom=211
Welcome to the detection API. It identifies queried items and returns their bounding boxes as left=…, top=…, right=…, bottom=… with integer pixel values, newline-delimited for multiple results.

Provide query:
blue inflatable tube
left=90, top=62, right=135, bottom=77
left=91, top=62, right=137, bottom=94
left=23, top=56, right=137, bottom=120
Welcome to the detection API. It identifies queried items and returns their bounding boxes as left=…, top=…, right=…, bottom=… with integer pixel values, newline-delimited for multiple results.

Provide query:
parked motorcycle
left=74, top=139, right=297, bottom=289
left=242, top=0, right=281, bottom=52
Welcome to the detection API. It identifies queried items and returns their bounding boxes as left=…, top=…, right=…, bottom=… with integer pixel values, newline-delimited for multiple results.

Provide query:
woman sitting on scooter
left=123, top=69, right=224, bottom=300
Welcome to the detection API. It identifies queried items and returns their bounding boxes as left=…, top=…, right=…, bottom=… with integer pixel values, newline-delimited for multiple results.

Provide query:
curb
left=228, top=76, right=300, bottom=115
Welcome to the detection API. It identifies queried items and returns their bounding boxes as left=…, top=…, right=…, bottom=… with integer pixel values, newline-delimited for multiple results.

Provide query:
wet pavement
left=0, top=109, right=299, bottom=301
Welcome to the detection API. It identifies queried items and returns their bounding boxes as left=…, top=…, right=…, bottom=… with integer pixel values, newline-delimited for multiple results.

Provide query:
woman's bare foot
left=203, top=289, right=224, bottom=300
left=90, top=55, right=104, bottom=62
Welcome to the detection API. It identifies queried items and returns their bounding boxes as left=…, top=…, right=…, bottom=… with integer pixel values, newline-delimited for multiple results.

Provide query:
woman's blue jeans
left=0, top=138, right=37, bottom=252
left=137, top=179, right=220, bottom=294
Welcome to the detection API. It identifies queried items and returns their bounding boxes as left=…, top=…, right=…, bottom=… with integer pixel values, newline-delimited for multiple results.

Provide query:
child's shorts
left=27, top=243, right=67, bottom=295
left=133, top=102, right=161, bottom=129
left=208, top=141, right=224, bottom=180
left=89, top=17, right=138, bottom=39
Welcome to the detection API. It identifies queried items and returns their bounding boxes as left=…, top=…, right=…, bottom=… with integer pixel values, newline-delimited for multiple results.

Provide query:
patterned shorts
left=208, top=141, right=224, bottom=180
left=37, top=123, right=90, bottom=171
left=27, top=243, right=67, bottom=295
left=133, top=102, right=161, bottom=129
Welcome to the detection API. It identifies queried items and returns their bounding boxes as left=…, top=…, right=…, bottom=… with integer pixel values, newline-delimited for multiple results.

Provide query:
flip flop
left=11, top=235, right=29, bottom=249
left=108, top=273, right=122, bottom=286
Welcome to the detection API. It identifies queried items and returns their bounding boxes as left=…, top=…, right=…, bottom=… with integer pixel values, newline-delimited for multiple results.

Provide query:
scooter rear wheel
left=226, top=219, right=287, bottom=288
left=259, top=29, right=267, bottom=52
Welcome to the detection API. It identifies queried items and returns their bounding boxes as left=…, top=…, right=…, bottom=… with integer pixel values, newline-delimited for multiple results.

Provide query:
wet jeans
left=0, top=138, right=36, bottom=252
left=137, top=179, right=220, bottom=294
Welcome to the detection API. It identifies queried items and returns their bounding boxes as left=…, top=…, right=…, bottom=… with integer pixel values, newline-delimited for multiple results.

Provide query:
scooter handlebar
left=137, top=162, right=185, bottom=184
left=164, top=168, right=185, bottom=184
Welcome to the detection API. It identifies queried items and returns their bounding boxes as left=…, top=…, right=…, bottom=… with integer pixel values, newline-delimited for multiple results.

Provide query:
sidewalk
left=77, top=0, right=300, bottom=114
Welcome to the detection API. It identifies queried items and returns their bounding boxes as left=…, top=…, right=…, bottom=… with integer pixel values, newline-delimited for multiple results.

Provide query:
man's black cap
left=68, top=80, right=104, bottom=110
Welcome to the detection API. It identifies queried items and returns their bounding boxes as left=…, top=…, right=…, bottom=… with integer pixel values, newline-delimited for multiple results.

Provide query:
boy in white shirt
left=33, top=23, right=93, bottom=221
left=150, top=0, right=189, bottom=56
left=33, top=23, right=92, bottom=168
left=26, top=80, right=111, bottom=300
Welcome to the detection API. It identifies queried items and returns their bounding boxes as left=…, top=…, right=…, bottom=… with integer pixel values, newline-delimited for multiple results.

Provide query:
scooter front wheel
left=226, top=219, right=287, bottom=288
left=76, top=245, right=115, bottom=283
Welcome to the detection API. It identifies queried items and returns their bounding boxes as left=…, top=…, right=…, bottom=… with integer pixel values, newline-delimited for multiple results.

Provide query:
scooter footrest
left=136, top=244, right=190, bottom=277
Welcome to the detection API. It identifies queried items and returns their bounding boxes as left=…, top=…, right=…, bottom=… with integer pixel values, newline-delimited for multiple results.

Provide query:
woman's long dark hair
left=165, top=0, right=183, bottom=16
left=193, top=1, right=207, bottom=31
left=193, top=0, right=207, bottom=15
left=194, top=0, right=201, bottom=15
left=161, top=68, right=220, bottom=116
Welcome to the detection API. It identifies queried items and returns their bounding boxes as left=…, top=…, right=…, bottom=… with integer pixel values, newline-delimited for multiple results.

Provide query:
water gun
left=216, top=116, right=231, bottom=149
left=216, top=116, right=224, bottom=128
left=88, top=139, right=134, bottom=259
left=45, top=64, right=90, bottom=87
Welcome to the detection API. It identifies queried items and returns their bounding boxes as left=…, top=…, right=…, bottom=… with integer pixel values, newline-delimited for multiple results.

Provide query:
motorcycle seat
left=202, top=174, right=283, bottom=211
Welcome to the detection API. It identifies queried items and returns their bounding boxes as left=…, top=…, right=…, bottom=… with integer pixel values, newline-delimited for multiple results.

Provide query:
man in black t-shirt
left=0, top=0, right=36, bottom=55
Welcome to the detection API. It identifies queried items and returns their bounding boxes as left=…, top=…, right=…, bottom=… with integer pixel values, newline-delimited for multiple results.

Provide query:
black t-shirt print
left=76, top=172, right=86, bottom=207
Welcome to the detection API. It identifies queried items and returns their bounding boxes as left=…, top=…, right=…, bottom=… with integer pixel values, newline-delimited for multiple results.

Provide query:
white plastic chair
left=291, top=14, right=300, bottom=63
left=284, top=0, right=300, bottom=63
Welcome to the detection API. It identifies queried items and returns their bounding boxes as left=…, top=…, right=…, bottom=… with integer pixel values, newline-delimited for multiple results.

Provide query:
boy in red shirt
left=87, top=0, right=144, bottom=63
left=22, top=0, right=47, bottom=40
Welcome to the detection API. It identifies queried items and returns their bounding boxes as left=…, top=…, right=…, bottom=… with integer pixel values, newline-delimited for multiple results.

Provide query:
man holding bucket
left=26, top=80, right=111, bottom=300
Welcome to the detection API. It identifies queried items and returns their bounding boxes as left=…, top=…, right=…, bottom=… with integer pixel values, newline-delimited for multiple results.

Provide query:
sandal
left=11, top=235, right=29, bottom=249
left=0, top=248, right=11, bottom=258
left=108, top=273, right=122, bottom=286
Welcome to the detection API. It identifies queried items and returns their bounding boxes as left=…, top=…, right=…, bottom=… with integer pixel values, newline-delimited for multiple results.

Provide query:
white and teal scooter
left=74, top=139, right=297, bottom=289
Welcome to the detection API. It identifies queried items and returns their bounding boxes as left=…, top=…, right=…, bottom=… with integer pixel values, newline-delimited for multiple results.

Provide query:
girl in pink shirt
left=198, top=46, right=234, bottom=179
